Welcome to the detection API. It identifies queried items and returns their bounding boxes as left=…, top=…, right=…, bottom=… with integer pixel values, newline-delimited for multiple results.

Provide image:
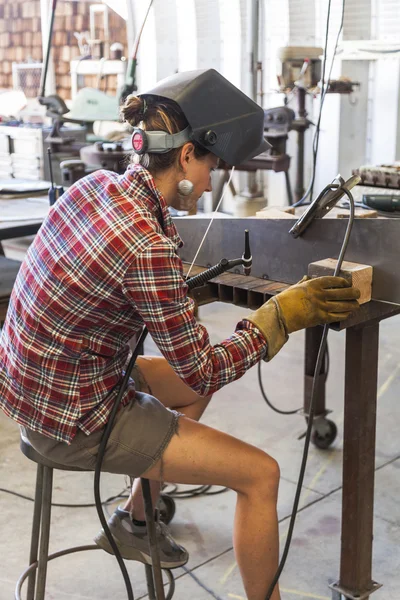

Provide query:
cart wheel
left=312, top=419, right=337, bottom=450
left=157, top=494, right=176, bottom=525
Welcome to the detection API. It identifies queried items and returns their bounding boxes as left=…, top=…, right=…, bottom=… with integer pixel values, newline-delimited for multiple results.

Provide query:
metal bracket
left=297, top=408, right=332, bottom=420
left=329, top=580, right=382, bottom=600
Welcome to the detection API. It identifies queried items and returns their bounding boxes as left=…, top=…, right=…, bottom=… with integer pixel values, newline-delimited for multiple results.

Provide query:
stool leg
left=141, top=478, right=166, bottom=600
left=145, top=564, right=156, bottom=600
left=27, top=464, right=44, bottom=600
left=35, top=466, right=53, bottom=600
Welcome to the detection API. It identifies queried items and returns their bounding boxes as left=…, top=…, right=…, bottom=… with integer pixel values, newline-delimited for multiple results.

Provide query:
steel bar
left=26, top=463, right=44, bottom=600
left=35, top=466, right=53, bottom=600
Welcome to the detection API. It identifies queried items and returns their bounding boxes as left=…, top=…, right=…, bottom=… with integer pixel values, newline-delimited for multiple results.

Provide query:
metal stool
left=17, top=430, right=175, bottom=600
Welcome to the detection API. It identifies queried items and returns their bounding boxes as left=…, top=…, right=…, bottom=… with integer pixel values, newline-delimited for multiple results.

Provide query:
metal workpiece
left=185, top=269, right=288, bottom=310
left=175, top=217, right=400, bottom=305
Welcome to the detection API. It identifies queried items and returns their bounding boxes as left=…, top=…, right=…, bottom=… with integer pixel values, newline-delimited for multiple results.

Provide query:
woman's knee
left=238, top=450, right=280, bottom=500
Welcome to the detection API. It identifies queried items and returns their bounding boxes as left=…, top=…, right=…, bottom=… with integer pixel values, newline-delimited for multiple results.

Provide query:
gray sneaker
left=94, top=507, right=189, bottom=569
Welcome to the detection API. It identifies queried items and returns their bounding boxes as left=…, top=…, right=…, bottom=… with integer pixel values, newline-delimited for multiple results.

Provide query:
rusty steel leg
left=331, top=323, right=382, bottom=600
left=304, top=326, right=327, bottom=417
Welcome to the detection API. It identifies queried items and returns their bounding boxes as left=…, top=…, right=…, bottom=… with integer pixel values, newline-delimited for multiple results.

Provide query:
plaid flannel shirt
left=0, top=166, right=268, bottom=444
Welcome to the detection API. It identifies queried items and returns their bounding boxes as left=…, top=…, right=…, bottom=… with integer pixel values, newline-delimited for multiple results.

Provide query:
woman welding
left=0, top=69, right=360, bottom=600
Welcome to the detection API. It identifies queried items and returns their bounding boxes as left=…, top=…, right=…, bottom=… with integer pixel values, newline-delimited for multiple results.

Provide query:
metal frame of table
left=186, top=269, right=400, bottom=600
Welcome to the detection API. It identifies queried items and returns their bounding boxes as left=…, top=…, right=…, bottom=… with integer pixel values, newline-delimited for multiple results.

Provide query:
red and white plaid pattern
left=0, top=166, right=267, bottom=444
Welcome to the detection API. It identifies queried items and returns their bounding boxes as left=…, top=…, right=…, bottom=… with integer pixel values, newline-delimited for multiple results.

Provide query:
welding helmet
left=133, top=68, right=270, bottom=166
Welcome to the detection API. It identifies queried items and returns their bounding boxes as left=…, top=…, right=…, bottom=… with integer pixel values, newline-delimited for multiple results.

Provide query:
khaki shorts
left=23, top=364, right=181, bottom=478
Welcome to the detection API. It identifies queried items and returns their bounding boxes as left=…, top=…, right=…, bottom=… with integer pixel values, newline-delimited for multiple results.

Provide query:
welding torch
left=185, top=229, right=252, bottom=288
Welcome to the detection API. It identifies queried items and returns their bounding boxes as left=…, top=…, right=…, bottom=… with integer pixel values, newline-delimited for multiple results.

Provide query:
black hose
left=94, top=327, right=149, bottom=600
left=265, top=185, right=356, bottom=599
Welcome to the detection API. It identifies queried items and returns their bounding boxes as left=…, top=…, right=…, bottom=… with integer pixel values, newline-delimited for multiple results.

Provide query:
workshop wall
left=0, top=0, right=127, bottom=100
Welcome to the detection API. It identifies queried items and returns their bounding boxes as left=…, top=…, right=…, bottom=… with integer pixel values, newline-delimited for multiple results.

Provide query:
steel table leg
left=332, top=324, right=381, bottom=599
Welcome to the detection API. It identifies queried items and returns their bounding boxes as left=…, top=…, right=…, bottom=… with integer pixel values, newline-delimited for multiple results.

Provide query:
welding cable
left=257, top=361, right=299, bottom=415
left=265, top=184, right=356, bottom=600
left=0, top=487, right=129, bottom=509
left=292, top=0, right=346, bottom=208
left=186, top=167, right=236, bottom=279
left=257, top=342, right=329, bottom=415
left=94, top=326, right=149, bottom=600
left=162, top=483, right=228, bottom=498
left=290, top=0, right=333, bottom=208
left=93, top=262, right=235, bottom=600
left=308, top=0, right=346, bottom=204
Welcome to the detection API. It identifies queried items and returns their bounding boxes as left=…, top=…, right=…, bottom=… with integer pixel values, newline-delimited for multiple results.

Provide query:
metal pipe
left=35, top=467, right=53, bottom=600
left=245, top=0, right=261, bottom=195
left=26, top=463, right=44, bottom=600
left=39, top=0, right=57, bottom=97
left=295, top=87, right=307, bottom=202
left=246, top=0, right=259, bottom=102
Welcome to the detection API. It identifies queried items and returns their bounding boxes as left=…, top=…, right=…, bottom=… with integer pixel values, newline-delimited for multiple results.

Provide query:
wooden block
left=256, top=207, right=297, bottom=219
left=282, top=206, right=296, bottom=215
left=308, top=258, right=373, bottom=304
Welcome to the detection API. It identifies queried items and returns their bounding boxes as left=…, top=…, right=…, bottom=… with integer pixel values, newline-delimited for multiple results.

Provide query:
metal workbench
left=176, top=216, right=400, bottom=600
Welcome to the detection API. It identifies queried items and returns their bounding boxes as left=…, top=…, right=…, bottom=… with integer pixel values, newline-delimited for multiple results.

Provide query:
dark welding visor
left=139, top=69, right=271, bottom=166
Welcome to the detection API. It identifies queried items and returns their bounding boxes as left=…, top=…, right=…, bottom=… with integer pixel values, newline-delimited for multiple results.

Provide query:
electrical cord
left=257, top=361, right=299, bottom=415
left=94, top=327, right=148, bottom=600
left=162, top=484, right=229, bottom=498
left=265, top=184, right=356, bottom=599
left=308, top=0, right=346, bottom=204
left=257, top=321, right=330, bottom=416
left=0, top=487, right=128, bottom=508
left=291, top=0, right=332, bottom=209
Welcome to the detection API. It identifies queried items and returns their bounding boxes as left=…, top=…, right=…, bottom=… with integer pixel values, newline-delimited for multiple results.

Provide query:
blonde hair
left=120, top=94, right=209, bottom=173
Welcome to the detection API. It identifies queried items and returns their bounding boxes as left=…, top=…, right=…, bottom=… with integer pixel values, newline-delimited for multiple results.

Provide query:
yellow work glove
left=244, top=276, right=360, bottom=361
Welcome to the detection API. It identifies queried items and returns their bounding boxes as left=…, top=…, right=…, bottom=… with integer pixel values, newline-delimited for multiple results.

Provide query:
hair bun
left=120, top=95, right=147, bottom=127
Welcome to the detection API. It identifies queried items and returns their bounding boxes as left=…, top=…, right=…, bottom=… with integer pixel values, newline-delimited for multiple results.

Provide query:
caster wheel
left=312, top=419, right=337, bottom=449
left=157, top=493, right=176, bottom=525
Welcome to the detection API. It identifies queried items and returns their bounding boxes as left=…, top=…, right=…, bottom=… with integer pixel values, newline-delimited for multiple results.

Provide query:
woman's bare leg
left=124, top=356, right=213, bottom=517
left=143, top=416, right=281, bottom=600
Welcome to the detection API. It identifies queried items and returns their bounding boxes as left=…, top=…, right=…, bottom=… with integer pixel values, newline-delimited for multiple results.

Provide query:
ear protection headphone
left=131, top=126, right=192, bottom=155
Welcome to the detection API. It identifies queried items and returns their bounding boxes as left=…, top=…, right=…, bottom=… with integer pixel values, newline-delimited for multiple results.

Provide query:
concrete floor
left=1, top=301, right=400, bottom=600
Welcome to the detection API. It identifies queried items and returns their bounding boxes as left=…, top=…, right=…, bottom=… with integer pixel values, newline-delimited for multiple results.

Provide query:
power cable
left=258, top=342, right=329, bottom=415
left=265, top=184, right=356, bottom=599
left=162, top=484, right=229, bottom=498
left=0, top=487, right=128, bottom=508
left=309, top=0, right=346, bottom=203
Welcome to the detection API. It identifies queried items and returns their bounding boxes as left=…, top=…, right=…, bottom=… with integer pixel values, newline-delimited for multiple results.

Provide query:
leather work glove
left=244, top=276, right=360, bottom=361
